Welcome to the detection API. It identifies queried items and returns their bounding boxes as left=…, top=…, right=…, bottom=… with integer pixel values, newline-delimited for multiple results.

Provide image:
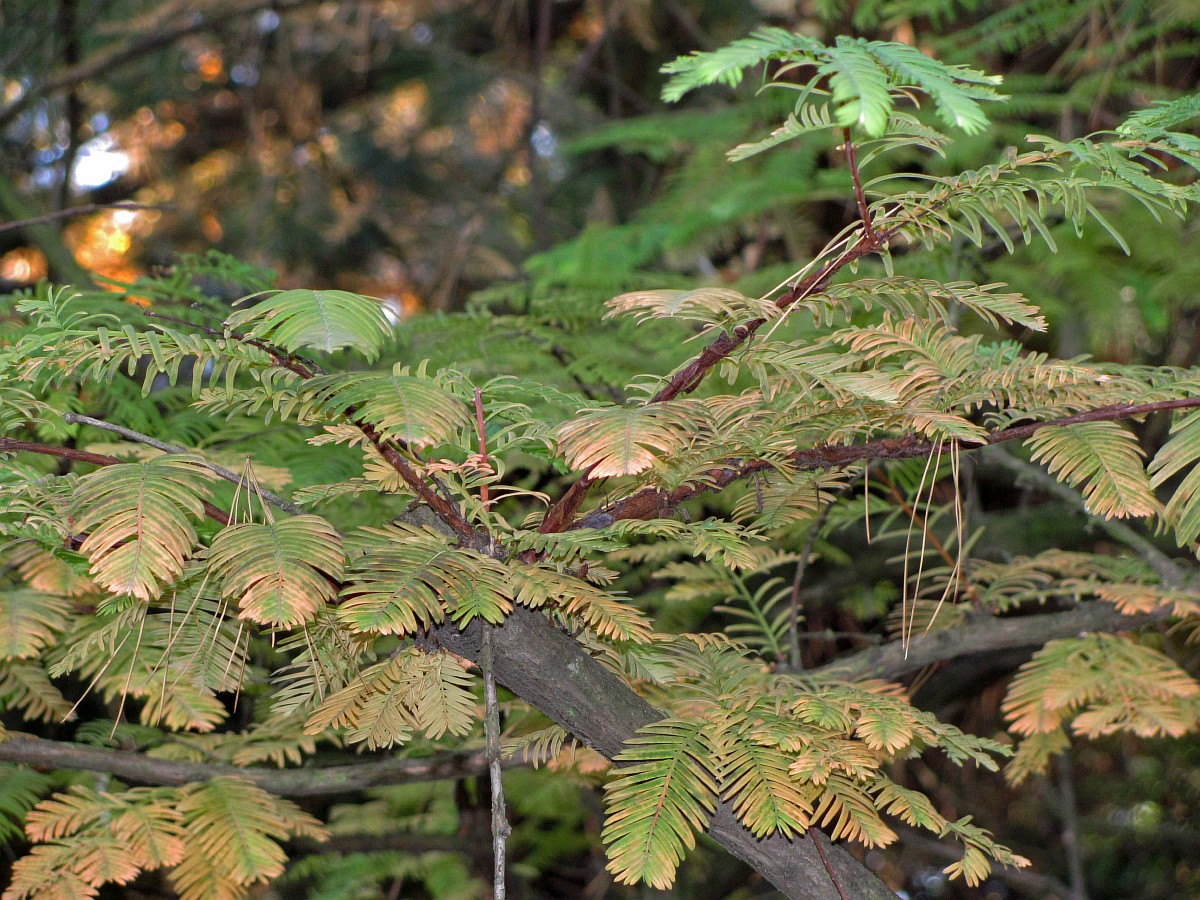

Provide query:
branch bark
left=812, top=602, right=1169, bottom=683
left=432, top=605, right=896, bottom=900
left=0, top=735, right=492, bottom=797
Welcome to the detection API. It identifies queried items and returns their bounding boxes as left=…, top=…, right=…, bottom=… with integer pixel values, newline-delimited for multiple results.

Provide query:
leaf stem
left=843, top=128, right=878, bottom=248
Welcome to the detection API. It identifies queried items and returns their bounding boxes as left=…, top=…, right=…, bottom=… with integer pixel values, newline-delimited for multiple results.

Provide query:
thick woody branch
left=812, top=602, right=1169, bottom=683
left=0, top=735, right=492, bottom=797
left=432, top=605, right=895, bottom=900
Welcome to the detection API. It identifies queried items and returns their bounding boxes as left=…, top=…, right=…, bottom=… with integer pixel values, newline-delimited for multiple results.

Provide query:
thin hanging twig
left=475, top=388, right=511, bottom=899
left=1055, top=754, right=1091, bottom=900
left=786, top=503, right=832, bottom=673
left=62, top=412, right=307, bottom=517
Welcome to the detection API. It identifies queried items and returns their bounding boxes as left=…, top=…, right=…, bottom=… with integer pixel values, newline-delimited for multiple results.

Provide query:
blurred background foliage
left=2, top=1, right=1200, bottom=898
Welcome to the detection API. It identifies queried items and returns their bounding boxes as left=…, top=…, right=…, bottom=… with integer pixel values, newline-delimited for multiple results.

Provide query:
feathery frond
left=207, top=515, right=344, bottom=628
left=557, top=401, right=705, bottom=477
left=602, top=717, right=719, bottom=889
left=0, top=589, right=71, bottom=659
left=338, top=523, right=512, bottom=634
left=663, top=31, right=1002, bottom=138
left=298, top=369, right=470, bottom=449
left=1025, top=421, right=1158, bottom=519
left=304, top=648, right=477, bottom=748
left=1003, top=634, right=1200, bottom=780
left=73, top=455, right=216, bottom=600
left=1148, top=409, right=1200, bottom=545
left=172, top=778, right=327, bottom=899
left=225, top=289, right=393, bottom=361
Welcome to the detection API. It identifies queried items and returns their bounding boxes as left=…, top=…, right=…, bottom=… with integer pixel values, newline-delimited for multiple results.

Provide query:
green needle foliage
left=2, top=23, right=1200, bottom=900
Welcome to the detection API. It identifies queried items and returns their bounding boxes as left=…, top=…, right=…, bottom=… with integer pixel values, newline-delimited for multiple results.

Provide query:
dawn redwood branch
left=355, top=420, right=482, bottom=546
left=540, top=198, right=924, bottom=532
left=62, top=412, right=307, bottom=517
left=146, top=311, right=481, bottom=544
left=0, top=734, right=492, bottom=797
left=0, top=438, right=231, bottom=526
left=578, top=396, right=1200, bottom=528
left=432, top=605, right=895, bottom=900
left=811, top=601, right=1169, bottom=683
left=539, top=238, right=879, bottom=532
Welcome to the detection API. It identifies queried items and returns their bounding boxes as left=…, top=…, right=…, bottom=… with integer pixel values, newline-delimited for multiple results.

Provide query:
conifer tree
left=3, top=17, right=1200, bottom=900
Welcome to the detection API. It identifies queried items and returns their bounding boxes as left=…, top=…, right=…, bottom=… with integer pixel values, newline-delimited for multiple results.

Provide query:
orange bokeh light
left=0, top=247, right=48, bottom=284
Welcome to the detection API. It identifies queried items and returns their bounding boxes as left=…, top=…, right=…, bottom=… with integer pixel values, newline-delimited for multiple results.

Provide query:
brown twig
left=62, top=412, right=306, bottom=516
left=576, top=395, right=1200, bottom=530
left=843, top=128, right=878, bottom=248
left=355, top=421, right=480, bottom=545
left=0, top=438, right=231, bottom=525
left=0, top=202, right=172, bottom=234
left=0, top=734, right=496, bottom=796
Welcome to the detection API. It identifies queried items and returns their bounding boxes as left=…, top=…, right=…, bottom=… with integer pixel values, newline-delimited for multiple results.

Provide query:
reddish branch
left=0, top=438, right=231, bottom=526
left=843, top=128, right=878, bottom=248
left=539, top=135, right=901, bottom=532
left=143, top=311, right=480, bottom=544
left=574, top=396, right=1200, bottom=529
